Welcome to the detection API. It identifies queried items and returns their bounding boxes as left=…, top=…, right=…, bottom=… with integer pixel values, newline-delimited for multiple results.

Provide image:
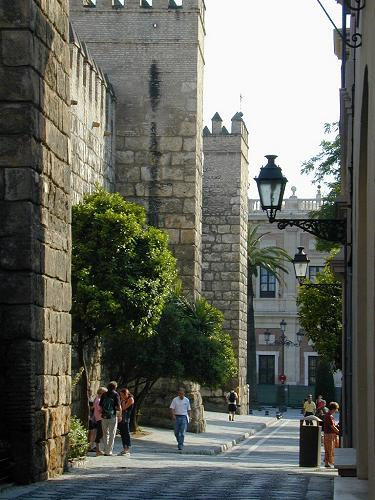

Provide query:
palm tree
left=247, top=224, right=291, bottom=407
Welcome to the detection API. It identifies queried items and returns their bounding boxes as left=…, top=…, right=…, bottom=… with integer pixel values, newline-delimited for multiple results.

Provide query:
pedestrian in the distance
left=303, top=394, right=316, bottom=425
left=226, top=390, right=238, bottom=421
left=169, top=388, right=191, bottom=451
left=323, top=402, right=340, bottom=468
left=118, top=387, right=134, bottom=456
left=93, top=386, right=107, bottom=456
left=316, top=395, right=326, bottom=418
left=99, top=381, right=121, bottom=456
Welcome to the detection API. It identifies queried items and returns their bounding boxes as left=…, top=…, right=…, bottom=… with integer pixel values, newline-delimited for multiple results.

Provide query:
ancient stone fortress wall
left=201, top=113, right=249, bottom=413
left=69, top=24, right=116, bottom=204
left=0, top=0, right=71, bottom=483
left=70, top=0, right=205, bottom=297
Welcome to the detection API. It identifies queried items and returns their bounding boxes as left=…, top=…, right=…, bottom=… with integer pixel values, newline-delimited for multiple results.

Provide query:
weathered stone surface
left=201, top=114, right=249, bottom=413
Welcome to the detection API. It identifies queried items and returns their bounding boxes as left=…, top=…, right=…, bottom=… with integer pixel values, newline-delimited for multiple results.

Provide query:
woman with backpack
left=99, top=381, right=121, bottom=456
left=118, top=387, right=134, bottom=455
left=226, top=390, right=238, bottom=421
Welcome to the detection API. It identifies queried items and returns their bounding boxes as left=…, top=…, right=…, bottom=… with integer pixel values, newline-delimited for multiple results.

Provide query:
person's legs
left=95, top=420, right=103, bottom=455
left=106, top=417, right=118, bottom=455
left=101, top=418, right=110, bottom=454
left=324, top=433, right=335, bottom=465
left=175, top=416, right=187, bottom=449
left=119, top=420, right=131, bottom=451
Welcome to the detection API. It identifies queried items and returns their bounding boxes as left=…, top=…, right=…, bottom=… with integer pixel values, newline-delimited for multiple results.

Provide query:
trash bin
left=299, top=417, right=321, bottom=467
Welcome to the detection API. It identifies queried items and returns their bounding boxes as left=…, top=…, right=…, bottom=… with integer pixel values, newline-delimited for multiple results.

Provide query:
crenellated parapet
left=69, top=23, right=116, bottom=203
left=71, top=0, right=204, bottom=13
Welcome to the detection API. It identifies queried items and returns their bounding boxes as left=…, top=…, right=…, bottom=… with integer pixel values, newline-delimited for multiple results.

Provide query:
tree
left=103, top=294, right=237, bottom=430
left=315, top=359, right=336, bottom=405
left=301, top=122, right=341, bottom=252
left=297, top=256, right=342, bottom=369
left=247, top=224, right=291, bottom=406
left=71, top=188, right=177, bottom=423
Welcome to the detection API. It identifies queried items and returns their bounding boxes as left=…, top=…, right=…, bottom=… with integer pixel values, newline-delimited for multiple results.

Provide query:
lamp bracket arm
left=345, top=0, right=365, bottom=11
left=316, top=0, right=362, bottom=48
left=274, top=218, right=346, bottom=244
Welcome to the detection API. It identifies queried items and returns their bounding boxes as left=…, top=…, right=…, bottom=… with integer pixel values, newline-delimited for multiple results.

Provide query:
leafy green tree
left=247, top=224, right=291, bottom=406
left=297, top=257, right=342, bottom=369
left=103, top=294, right=237, bottom=430
left=72, top=188, right=177, bottom=423
left=301, top=122, right=341, bottom=251
left=315, top=359, right=336, bottom=405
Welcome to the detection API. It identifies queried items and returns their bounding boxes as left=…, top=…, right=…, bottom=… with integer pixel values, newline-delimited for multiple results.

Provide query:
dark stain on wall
left=149, top=62, right=161, bottom=112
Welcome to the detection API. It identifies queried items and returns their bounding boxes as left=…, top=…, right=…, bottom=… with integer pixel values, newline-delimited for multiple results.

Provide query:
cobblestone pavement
left=1, top=418, right=334, bottom=500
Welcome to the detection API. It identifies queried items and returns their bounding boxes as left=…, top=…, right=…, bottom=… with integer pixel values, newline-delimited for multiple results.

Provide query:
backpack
left=228, top=392, right=236, bottom=403
left=101, top=393, right=116, bottom=419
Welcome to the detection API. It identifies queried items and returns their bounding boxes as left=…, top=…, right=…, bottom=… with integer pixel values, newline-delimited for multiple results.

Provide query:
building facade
left=249, top=188, right=340, bottom=406
left=335, top=0, right=375, bottom=491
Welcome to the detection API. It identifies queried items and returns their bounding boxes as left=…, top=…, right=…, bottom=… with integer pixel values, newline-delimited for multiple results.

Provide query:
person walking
left=99, top=381, right=121, bottom=456
left=118, top=387, right=134, bottom=456
left=93, top=386, right=107, bottom=456
left=323, top=402, right=340, bottom=468
left=303, top=394, right=316, bottom=425
left=226, top=390, right=238, bottom=421
left=316, top=395, right=326, bottom=418
left=169, top=388, right=191, bottom=451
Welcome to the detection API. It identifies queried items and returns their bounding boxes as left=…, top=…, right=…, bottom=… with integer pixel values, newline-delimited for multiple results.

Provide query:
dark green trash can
left=299, top=418, right=321, bottom=467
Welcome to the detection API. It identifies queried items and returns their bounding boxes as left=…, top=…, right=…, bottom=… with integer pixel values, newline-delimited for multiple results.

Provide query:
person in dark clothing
left=118, top=387, right=134, bottom=455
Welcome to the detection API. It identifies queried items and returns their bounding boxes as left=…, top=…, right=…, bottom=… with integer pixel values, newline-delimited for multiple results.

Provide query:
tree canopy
left=297, top=256, right=342, bottom=369
left=301, top=122, right=341, bottom=251
left=103, top=294, right=237, bottom=429
left=72, top=188, right=177, bottom=345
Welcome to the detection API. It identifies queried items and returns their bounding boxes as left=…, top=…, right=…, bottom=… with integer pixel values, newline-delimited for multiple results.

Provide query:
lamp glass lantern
left=292, top=246, right=310, bottom=282
left=280, top=319, right=287, bottom=334
left=296, top=328, right=305, bottom=345
left=254, top=155, right=288, bottom=221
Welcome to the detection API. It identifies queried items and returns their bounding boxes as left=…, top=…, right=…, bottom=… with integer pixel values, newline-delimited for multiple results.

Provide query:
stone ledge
left=335, top=447, right=357, bottom=477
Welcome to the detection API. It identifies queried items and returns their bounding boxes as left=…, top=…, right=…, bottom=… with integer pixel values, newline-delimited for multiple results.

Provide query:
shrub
left=67, top=416, right=89, bottom=461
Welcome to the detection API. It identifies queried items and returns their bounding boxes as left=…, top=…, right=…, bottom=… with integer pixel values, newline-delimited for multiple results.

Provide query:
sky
left=203, top=0, right=343, bottom=199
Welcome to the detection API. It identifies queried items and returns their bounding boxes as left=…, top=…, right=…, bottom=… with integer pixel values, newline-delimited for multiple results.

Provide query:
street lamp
left=292, top=247, right=342, bottom=293
left=254, top=156, right=346, bottom=244
left=292, top=247, right=310, bottom=283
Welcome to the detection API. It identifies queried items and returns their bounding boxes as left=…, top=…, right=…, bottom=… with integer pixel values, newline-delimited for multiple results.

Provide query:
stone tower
left=70, top=0, right=205, bottom=297
left=201, top=113, right=249, bottom=411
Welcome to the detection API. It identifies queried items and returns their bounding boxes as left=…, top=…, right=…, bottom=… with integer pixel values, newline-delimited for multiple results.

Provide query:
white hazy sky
left=203, top=0, right=342, bottom=199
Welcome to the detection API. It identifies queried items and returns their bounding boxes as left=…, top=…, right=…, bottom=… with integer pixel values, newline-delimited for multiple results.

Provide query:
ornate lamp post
left=254, top=156, right=346, bottom=244
left=264, top=320, right=303, bottom=412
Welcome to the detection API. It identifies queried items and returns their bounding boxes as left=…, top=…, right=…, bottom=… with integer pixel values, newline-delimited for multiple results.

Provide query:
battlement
left=203, top=112, right=249, bottom=145
left=71, top=0, right=204, bottom=11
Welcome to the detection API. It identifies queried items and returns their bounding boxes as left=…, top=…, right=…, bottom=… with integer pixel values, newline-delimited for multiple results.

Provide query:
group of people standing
left=89, top=381, right=134, bottom=456
left=303, top=394, right=340, bottom=468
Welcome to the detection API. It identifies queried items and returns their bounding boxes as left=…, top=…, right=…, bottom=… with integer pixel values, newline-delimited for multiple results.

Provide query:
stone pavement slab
left=333, top=477, right=368, bottom=500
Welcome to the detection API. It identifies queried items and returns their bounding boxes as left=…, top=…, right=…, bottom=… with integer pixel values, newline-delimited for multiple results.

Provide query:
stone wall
left=70, top=24, right=116, bottom=204
left=0, top=0, right=71, bottom=483
left=70, top=0, right=205, bottom=297
left=201, top=113, right=249, bottom=413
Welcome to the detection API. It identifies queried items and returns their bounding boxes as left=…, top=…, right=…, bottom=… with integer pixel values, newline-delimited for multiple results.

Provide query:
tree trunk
left=77, top=337, right=90, bottom=427
left=130, top=379, right=157, bottom=432
left=247, top=269, right=258, bottom=406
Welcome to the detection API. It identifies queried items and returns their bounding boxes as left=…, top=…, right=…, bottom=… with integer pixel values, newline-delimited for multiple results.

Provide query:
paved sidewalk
left=121, top=410, right=275, bottom=456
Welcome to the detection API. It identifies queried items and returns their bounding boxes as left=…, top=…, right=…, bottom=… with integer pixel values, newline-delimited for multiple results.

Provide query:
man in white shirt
left=169, top=388, right=191, bottom=450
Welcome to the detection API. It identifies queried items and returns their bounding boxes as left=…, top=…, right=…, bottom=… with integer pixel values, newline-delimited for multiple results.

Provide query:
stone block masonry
left=70, top=24, right=116, bottom=204
left=202, top=113, right=249, bottom=413
left=0, top=0, right=71, bottom=483
left=70, top=0, right=205, bottom=297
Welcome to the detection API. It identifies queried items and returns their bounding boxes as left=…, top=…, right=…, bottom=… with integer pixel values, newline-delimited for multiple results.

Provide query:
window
left=309, top=266, right=324, bottom=282
left=308, top=356, right=319, bottom=385
left=259, top=267, right=276, bottom=298
left=258, top=355, right=275, bottom=384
